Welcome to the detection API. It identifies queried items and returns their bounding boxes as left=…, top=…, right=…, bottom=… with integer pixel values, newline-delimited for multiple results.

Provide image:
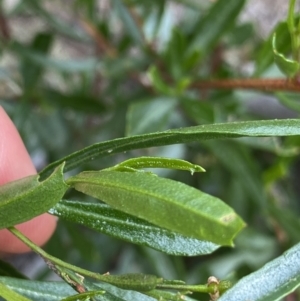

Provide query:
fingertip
left=0, top=107, right=36, bottom=184
left=0, top=108, right=57, bottom=253
left=0, top=214, right=57, bottom=254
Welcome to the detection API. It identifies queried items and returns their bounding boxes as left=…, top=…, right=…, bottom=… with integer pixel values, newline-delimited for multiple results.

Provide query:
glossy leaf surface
left=40, top=119, right=300, bottom=179
left=67, top=171, right=245, bottom=246
left=50, top=200, right=219, bottom=255
left=0, top=164, right=68, bottom=229
left=218, top=242, right=300, bottom=301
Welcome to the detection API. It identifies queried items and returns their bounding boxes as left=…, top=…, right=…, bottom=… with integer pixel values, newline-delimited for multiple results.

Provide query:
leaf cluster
left=0, top=1, right=300, bottom=301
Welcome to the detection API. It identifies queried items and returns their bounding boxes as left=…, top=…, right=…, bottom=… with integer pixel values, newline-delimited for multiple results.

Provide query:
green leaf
left=50, top=200, right=219, bottom=256
left=276, top=92, right=300, bottom=113
left=268, top=203, right=300, bottom=245
left=147, top=66, right=175, bottom=95
left=42, top=89, right=106, bottom=113
left=112, top=0, right=144, bottom=46
left=218, top=242, right=300, bottom=301
left=101, top=56, right=146, bottom=79
left=0, top=282, right=32, bottom=301
left=40, top=119, right=300, bottom=179
left=287, top=0, right=298, bottom=61
left=181, top=97, right=214, bottom=124
left=227, top=23, right=254, bottom=46
left=188, top=0, right=246, bottom=54
left=236, top=136, right=300, bottom=157
left=0, top=277, right=156, bottom=301
left=23, top=0, right=89, bottom=42
left=67, top=171, right=245, bottom=246
left=255, top=21, right=292, bottom=76
left=83, top=279, right=156, bottom=301
left=0, top=277, right=76, bottom=301
left=104, top=157, right=205, bottom=173
left=164, top=28, right=187, bottom=79
left=20, top=33, right=53, bottom=93
left=204, top=140, right=266, bottom=208
left=11, top=42, right=100, bottom=73
left=272, top=33, right=300, bottom=77
left=0, top=163, right=68, bottom=229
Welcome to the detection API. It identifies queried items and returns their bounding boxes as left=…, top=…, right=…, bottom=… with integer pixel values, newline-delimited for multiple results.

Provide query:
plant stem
left=156, top=283, right=214, bottom=294
left=8, top=227, right=217, bottom=295
left=7, top=227, right=107, bottom=282
left=191, top=78, right=300, bottom=92
left=288, top=0, right=298, bottom=61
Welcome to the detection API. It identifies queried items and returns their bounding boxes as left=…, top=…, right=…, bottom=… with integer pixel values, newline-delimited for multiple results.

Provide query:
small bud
left=207, top=276, right=220, bottom=301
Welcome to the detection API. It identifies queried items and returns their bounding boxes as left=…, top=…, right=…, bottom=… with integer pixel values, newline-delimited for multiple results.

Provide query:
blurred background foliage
left=0, top=0, right=300, bottom=300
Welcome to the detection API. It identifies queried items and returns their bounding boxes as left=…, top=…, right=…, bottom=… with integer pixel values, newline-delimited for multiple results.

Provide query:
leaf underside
left=218, top=242, right=300, bottom=301
left=50, top=200, right=219, bottom=256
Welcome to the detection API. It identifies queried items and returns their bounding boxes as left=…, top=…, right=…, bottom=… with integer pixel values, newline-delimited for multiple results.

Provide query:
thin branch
left=0, top=6, right=10, bottom=41
left=80, top=19, right=117, bottom=57
left=191, top=78, right=300, bottom=92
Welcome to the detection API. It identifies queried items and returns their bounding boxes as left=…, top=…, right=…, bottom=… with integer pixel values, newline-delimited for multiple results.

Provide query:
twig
left=191, top=78, right=300, bottom=92
left=0, top=6, right=10, bottom=41
left=80, top=19, right=117, bottom=57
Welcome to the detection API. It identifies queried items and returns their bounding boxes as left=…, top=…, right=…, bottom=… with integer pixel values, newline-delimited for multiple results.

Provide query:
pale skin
left=0, top=107, right=56, bottom=253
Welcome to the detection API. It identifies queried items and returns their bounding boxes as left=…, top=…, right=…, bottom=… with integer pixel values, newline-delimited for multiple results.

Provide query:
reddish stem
left=191, top=78, right=300, bottom=92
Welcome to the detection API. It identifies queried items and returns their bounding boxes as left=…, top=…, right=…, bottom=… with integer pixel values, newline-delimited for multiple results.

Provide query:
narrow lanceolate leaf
left=218, top=242, right=300, bottom=301
left=40, top=119, right=300, bottom=179
left=0, top=282, right=32, bottom=301
left=112, top=0, right=144, bottom=46
left=0, top=163, right=68, bottom=229
left=67, top=171, right=245, bottom=246
left=50, top=200, right=219, bottom=256
left=104, top=157, right=205, bottom=173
